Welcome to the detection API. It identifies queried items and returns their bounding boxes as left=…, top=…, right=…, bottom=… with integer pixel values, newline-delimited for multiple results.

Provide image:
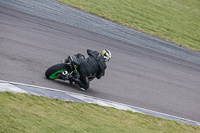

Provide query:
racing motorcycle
left=45, top=54, right=95, bottom=85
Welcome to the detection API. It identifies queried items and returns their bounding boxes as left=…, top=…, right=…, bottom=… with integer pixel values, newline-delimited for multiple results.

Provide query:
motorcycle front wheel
left=45, top=63, right=70, bottom=79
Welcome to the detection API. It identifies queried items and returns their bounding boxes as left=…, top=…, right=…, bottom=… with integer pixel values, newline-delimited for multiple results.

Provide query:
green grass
left=0, top=92, right=200, bottom=133
left=58, top=0, right=200, bottom=52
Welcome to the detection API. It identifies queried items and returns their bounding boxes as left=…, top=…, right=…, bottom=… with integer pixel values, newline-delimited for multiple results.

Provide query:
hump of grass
left=0, top=92, right=200, bottom=133
left=58, top=0, right=200, bottom=52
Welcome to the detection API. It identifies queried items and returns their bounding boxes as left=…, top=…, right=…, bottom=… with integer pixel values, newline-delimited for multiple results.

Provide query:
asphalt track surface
left=0, top=0, right=200, bottom=122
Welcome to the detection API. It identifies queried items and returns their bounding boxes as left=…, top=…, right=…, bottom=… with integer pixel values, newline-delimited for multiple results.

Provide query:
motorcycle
left=45, top=54, right=95, bottom=86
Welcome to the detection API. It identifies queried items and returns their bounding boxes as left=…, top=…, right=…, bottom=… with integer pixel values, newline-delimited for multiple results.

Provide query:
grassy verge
left=58, top=0, right=200, bottom=52
left=0, top=92, right=200, bottom=133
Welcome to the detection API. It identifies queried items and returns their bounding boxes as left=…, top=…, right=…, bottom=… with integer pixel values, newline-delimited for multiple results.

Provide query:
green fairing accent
left=73, top=63, right=78, bottom=74
left=49, top=69, right=67, bottom=79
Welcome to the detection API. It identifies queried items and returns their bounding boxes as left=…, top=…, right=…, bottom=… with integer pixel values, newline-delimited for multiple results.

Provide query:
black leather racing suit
left=76, top=49, right=107, bottom=89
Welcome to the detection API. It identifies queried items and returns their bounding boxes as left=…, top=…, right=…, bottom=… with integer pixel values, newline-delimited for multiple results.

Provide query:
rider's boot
left=71, top=77, right=85, bottom=90
left=80, top=88, right=86, bottom=91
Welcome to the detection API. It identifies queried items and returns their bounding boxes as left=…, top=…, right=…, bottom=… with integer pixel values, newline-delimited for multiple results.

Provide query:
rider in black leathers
left=62, top=49, right=111, bottom=91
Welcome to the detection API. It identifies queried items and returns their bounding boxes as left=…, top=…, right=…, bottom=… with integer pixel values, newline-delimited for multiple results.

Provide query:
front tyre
left=45, top=63, right=70, bottom=79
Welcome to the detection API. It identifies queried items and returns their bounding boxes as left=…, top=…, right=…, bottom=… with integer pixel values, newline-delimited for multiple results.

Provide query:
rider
left=62, top=49, right=111, bottom=91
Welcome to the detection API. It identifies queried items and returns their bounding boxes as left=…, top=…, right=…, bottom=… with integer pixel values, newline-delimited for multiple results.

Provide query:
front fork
left=61, top=64, right=80, bottom=80
left=61, top=71, right=73, bottom=80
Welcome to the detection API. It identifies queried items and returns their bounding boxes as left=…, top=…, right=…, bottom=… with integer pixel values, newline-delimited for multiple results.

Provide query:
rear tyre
left=45, top=63, right=70, bottom=79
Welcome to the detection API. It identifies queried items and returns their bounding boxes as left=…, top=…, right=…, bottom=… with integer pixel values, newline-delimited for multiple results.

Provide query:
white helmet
left=101, top=49, right=111, bottom=62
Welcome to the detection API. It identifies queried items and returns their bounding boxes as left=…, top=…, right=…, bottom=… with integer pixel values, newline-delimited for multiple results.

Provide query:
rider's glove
left=61, top=58, right=70, bottom=63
